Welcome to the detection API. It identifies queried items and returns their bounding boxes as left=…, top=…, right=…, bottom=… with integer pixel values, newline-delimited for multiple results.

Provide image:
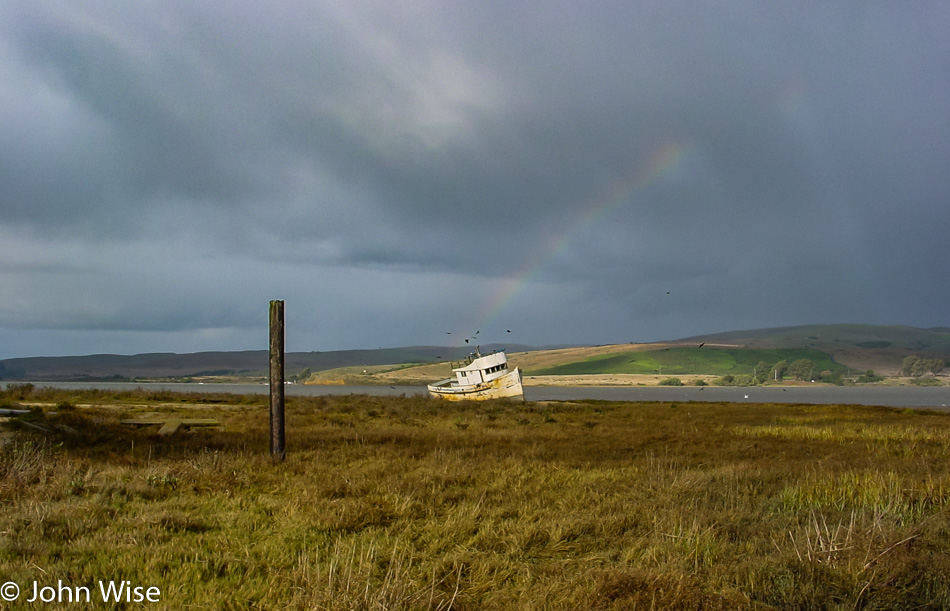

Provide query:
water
left=15, top=381, right=950, bottom=409
left=529, top=385, right=950, bottom=409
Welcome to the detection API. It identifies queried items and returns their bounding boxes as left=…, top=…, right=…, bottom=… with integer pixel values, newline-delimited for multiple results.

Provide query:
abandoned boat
left=427, top=348, right=524, bottom=401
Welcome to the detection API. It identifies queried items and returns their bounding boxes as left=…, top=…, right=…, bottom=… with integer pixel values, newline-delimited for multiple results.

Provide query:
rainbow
left=473, top=141, right=690, bottom=333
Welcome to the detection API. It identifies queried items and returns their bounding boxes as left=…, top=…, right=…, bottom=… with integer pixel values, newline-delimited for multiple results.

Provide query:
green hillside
left=680, top=324, right=950, bottom=353
left=527, top=347, right=844, bottom=377
left=3, top=324, right=946, bottom=381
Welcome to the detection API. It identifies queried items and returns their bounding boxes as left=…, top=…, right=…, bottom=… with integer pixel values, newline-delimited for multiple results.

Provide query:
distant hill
left=527, top=347, right=845, bottom=377
left=387, top=325, right=950, bottom=382
left=675, top=324, right=950, bottom=352
left=1, top=324, right=947, bottom=381
left=671, top=324, right=950, bottom=375
left=0, top=344, right=538, bottom=382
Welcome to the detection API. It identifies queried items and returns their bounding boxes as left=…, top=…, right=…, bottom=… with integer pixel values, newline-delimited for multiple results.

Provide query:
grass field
left=527, top=347, right=846, bottom=378
left=3, top=386, right=950, bottom=609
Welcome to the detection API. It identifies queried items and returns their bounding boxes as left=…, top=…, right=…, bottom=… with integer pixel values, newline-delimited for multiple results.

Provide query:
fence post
left=269, top=299, right=286, bottom=461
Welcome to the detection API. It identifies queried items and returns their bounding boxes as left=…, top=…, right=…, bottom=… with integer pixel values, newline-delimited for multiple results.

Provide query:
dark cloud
left=1, top=1, right=948, bottom=357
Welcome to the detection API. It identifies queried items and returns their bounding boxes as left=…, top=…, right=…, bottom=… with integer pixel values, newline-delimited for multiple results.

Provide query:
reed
left=1, top=392, right=949, bottom=608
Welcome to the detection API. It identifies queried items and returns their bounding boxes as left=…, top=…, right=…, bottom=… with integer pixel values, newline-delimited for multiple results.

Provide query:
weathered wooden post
left=269, top=299, right=286, bottom=461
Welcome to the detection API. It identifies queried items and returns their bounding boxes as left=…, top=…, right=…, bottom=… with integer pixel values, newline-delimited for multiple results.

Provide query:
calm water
left=17, top=381, right=950, bottom=409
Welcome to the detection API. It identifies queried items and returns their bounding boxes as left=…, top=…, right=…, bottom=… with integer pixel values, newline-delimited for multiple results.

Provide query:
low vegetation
left=528, top=347, right=846, bottom=379
left=2, top=386, right=950, bottom=608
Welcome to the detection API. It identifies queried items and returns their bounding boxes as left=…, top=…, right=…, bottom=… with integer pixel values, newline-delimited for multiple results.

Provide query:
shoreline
left=9, top=379, right=950, bottom=409
left=7, top=374, right=943, bottom=388
left=523, top=374, right=717, bottom=387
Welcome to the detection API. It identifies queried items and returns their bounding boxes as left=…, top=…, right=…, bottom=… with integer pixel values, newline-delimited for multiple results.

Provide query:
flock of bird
left=445, top=328, right=511, bottom=345
left=441, top=289, right=667, bottom=350
left=435, top=328, right=513, bottom=360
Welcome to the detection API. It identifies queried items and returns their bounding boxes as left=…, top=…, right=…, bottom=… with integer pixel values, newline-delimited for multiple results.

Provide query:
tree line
left=713, top=354, right=946, bottom=386
left=718, top=358, right=823, bottom=386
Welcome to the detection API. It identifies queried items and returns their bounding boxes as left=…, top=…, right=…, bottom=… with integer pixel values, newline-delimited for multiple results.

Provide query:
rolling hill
left=677, top=324, right=950, bottom=353
left=672, top=324, right=950, bottom=376
left=0, top=345, right=536, bottom=382
left=0, top=324, right=946, bottom=382
left=526, top=347, right=844, bottom=377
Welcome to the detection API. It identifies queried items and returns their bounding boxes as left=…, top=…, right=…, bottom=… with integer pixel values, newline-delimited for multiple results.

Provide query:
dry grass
left=2, top=387, right=950, bottom=609
left=365, top=344, right=674, bottom=385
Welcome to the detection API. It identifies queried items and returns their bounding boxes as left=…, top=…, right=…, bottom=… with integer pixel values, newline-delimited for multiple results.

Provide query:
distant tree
left=788, top=359, right=815, bottom=381
left=694, top=379, right=708, bottom=386
left=927, top=358, right=944, bottom=376
left=753, top=361, right=771, bottom=383
left=856, top=369, right=881, bottom=383
left=772, top=360, right=789, bottom=381
left=715, top=374, right=757, bottom=386
left=820, top=370, right=843, bottom=385
left=901, top=356, right=942, bottom=377
left=902, top=356, right=922, bottom=377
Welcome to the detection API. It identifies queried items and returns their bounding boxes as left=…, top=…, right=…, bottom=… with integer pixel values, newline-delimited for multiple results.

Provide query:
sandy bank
left=523, top=374, right=718, bottom=386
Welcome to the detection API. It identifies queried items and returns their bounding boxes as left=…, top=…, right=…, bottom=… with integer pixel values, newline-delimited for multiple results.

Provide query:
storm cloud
left=1, top=1, right=948, bottom=358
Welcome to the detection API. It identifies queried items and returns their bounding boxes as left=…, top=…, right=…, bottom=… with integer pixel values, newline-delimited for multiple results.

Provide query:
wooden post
left=269, top=300, right=286, bottom=461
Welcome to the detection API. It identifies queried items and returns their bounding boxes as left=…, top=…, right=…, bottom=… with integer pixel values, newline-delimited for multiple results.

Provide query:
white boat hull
left=428, top=367, right=524, bottom=401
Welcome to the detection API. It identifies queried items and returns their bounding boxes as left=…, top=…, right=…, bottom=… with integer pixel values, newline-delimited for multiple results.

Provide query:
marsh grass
left=2, top=389, right=950, bottom=609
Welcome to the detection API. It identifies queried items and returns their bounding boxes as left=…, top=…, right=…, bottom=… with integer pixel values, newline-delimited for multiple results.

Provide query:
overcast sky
left=1, top=1, right=948, bottom=359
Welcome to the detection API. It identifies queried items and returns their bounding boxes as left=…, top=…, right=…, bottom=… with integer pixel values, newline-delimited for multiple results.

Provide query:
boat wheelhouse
left=427, top=348, right=524, bottom=401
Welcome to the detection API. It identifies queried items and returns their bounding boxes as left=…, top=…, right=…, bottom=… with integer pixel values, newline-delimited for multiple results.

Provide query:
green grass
left=2, top=387, right=950, bottom=608
left=527, top=347, right=845, bottom=377
left=689, top=323, right=950, bottom=352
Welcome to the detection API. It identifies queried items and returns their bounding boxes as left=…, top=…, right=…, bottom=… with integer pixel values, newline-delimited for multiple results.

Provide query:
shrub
left=910, top=376, right=942, bottom=386
left=716, top=375, right=755, bottom=386
left=2, top=383, right=35, bottom=400
left=820, top=370, right=845, bottom=385
left=659, top=377, right=683, bottom=386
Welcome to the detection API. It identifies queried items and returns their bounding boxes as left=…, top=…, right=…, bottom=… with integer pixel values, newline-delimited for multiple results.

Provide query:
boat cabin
left=429, top=347, right=523, bottom=401
left=452, top=350, right=510, bottom=386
